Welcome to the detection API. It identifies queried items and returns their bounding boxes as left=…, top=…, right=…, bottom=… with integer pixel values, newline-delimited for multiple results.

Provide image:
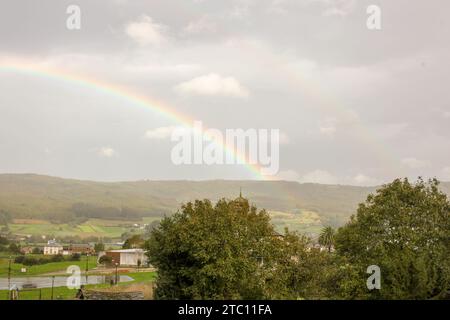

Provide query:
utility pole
left=85, top=253, right=89, bottom=284
left=115, top=263, right=119, bottom=285
left=51, top=276, right=55, bottom=300
left=7, top=256, right=12, bottom=290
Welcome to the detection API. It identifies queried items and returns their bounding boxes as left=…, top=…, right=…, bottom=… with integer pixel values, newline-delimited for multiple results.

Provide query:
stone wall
left=82, top=290, right=145, bottom=300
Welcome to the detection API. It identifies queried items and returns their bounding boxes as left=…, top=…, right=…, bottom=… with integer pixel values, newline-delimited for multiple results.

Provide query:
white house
left=43, top=243, right=63, bottom=255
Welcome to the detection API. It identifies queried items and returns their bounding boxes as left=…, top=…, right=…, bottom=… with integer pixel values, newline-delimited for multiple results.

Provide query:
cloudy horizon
left=0, top=0, right=449, bottom=186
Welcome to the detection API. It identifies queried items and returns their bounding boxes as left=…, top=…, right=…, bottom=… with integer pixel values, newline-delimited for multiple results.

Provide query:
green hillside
left=0, top=174, right=449, bottom=232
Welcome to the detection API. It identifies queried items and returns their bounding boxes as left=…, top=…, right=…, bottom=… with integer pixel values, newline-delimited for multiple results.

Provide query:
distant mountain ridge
left=0, top=174, right=449, bottom=228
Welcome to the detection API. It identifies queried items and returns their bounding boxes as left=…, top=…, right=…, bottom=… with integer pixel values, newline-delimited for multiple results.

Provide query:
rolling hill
left=0, top=174, right=449, bottom=233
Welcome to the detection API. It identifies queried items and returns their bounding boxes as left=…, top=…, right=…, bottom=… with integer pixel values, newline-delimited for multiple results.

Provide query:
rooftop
left=106, top=249, right=146, bottom=253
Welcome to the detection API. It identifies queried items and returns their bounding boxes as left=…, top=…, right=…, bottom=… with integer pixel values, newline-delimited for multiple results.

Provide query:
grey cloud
left=0, top=0, right=449, bottom=184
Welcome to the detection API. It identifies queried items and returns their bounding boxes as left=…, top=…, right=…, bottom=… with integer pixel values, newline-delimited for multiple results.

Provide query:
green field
left=0, top=254, right=98, bottom=278
left=7, top=211, right=322, bottom=240
left=269, top=210, right=323, bottom=235
left=7, top=218, right=150, bottom=239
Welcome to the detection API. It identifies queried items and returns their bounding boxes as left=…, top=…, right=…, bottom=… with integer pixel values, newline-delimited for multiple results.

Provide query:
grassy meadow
left=269, top=210, right=323, bottom=235
left=7, top=218, right=159, bottom=239
left=0, top=254, right=98, bottom=277
left=6, top=213, right=321, bottom=240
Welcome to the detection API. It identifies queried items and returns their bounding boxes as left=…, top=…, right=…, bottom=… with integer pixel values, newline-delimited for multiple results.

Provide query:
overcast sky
left=0, top=0, right=449, bottom=185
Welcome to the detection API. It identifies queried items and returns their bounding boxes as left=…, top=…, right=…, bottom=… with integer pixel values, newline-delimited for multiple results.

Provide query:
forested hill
left=0, top=174, right=449, bottom=226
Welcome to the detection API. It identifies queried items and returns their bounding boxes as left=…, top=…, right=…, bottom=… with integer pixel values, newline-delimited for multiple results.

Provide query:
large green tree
left=335, top=178, right=450, bottom=299
left=146, top=197, right=285, bottom=299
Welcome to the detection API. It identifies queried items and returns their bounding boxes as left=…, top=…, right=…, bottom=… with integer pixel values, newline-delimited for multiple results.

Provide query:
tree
left=98, top=255, right=113, bottom=266
left=0, top=237, right=8, bottom=252
left=319, top=226, right=335, bottom=252
left=14, top=256, right=26, bottom=264
left=32, top=247, right=42, bottom=254
left=137, top=259, right=142, bottom=271
left=272, top=229, right=336, bottom=299
left=146, top=197, right=285, bottom=299
left=50, top=254, right=64, bottom=262
left=123, top=235, right=144, bottom=249
left=8, top=243, right=21, bottom=254
left=71, top=253, right=81, bottom=261
left=0, top=236, right=8, bottom=245
left=335, top=178, right=450, bottom=299
left=144, top=220, right=161, bottom=238
left=22, top=256, right=40, bottom=266
left=94, top=242, right=105, bottom=253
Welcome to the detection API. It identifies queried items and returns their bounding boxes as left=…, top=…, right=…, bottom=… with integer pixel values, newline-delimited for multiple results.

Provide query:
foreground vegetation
left=146, top=178, right=450, bottom=300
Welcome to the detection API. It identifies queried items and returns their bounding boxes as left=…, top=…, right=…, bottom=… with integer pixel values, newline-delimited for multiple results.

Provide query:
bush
left=98, top=255, right=113, bottom=266
left=32, top=247, right=42, bottom=254
left=70, top=253, right=81, bottom=261
left=14, top=256, right=26, bottom=264
left=0, top=236, right=8, bottom=245
left=8, top=243, right=21, bottom=254
left=38, top=258, right=48, bottom=265
left=94, top=242, right=105, bottom=253
left=50, top=254, right=64, bottom=262
left=22, top=257, right=40, bottom=266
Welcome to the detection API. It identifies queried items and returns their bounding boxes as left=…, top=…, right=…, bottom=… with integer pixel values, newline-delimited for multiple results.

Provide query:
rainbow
left=0, top=62, right=268, bottom=180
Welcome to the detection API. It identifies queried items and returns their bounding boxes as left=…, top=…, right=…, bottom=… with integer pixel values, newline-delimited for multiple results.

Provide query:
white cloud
left=271, top=0, right=356, bottom=17
left=300, top=169, right=338, bottom=184
left=352, top=174, right=379, bottom=186
left=401, top=157, right=430, bottom=169
left=98, top=147, right=117, bottom=158
left=318, top=118, right=337, bottom=137
left=443, top=111, right=450, bottom=118
left=175, top=73, right=249, bottom=97
left=276, top=170, right=381, bottom=186
left=183, top=16, right=217, bottom=35
left=123, top=63, right=201, bottom=77
left=125, top=15, right=167, bottom=46
left=322, top=7, right=347, bottom=17
left=313, top=0, right=356, bottom=17
left=229, top=1, right=252, bottom=19
left=376, top=123, right=409, bottom=139
left=275, top=169, right=301, bottom=181
left=319, top=125, right=336, bottom=137
left=145, top=126, right=180, bottom=140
